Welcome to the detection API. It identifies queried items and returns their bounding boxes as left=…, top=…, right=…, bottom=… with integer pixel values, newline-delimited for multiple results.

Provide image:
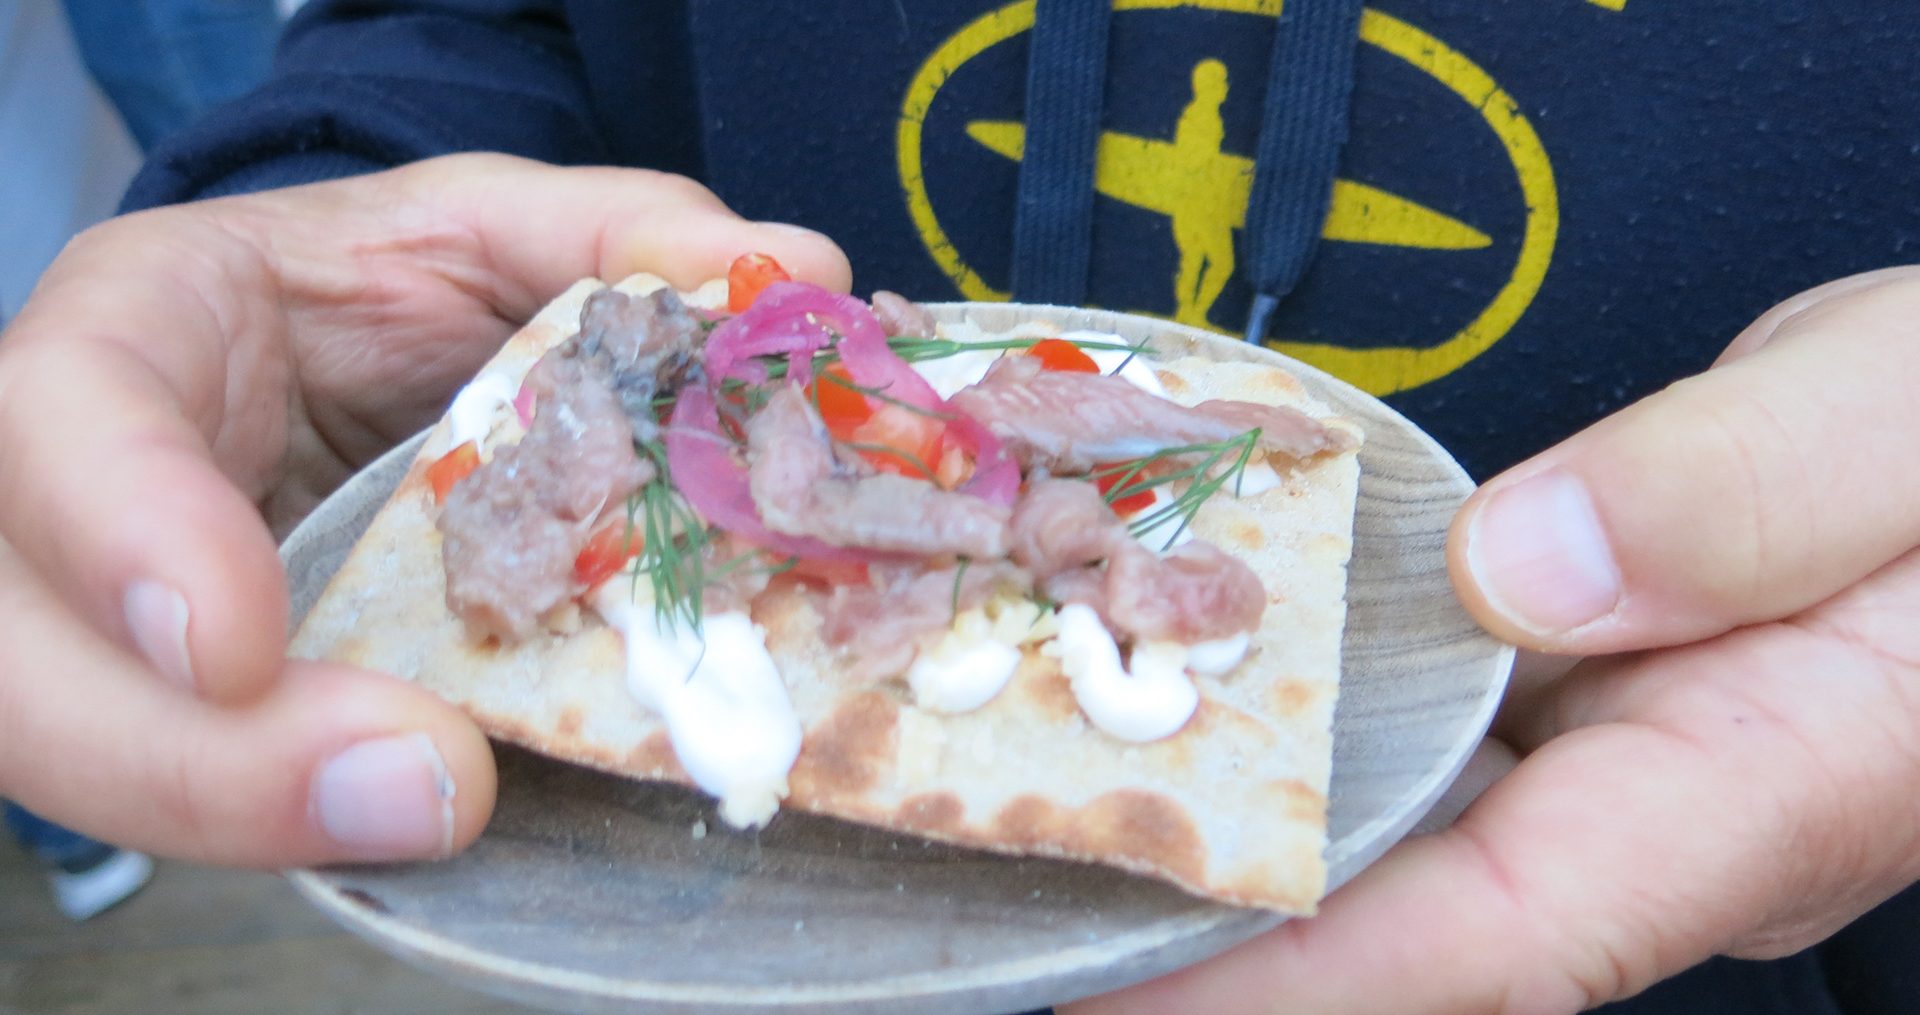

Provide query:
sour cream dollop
left=445, top=371, right=521, bottom=450
left=905, top=599, right=1054, bottom=714
left=591, top=586, right=802, bottom=827
left=1047, top=604, right=1199, bottom=742
left=909, top=632, right=1021, bottom=714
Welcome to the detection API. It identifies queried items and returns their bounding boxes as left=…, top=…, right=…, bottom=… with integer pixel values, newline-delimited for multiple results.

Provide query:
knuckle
left=1659, top=378, right=1801, bottom=607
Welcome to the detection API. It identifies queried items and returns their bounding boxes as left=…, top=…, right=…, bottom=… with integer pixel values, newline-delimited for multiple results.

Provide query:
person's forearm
left=122, top=0, right=604, bottom=210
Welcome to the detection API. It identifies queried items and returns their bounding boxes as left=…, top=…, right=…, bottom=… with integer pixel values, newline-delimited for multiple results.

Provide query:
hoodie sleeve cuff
left=193, top=150, right=390, bottom=200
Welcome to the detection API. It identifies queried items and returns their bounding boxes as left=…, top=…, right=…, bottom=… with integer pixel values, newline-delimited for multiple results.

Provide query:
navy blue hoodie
left=125, top=1, right=1920, bottom=479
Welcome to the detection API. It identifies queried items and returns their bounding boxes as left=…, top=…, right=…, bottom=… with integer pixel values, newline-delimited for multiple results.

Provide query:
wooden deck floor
left=0, top=841, right=537, bottom=1014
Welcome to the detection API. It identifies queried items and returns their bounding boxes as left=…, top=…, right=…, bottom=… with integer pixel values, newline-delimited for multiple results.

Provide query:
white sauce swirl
left=1185, top=632, right=1252, bottom=675
left=1047, top=604, right=1199, bottom=742
left=590, top=586, right=801, bottom=827
left=905, top=600, right=1053, bottom=714
left=909, top=634, right=1021, bottom=714
left=445, top=371, right=520, bottom=450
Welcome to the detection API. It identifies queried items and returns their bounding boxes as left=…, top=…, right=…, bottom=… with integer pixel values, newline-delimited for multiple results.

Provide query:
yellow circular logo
left=897, top=1, right=1559, bottom=396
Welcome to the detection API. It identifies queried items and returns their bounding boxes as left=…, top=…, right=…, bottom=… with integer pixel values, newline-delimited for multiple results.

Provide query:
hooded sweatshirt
left=125, top=0, right=1920, bottom=480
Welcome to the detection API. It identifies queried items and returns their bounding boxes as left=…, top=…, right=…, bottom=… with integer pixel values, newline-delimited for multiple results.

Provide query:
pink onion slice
left=761, top=284, right=1021, bottom=504
left=511, top=382, right=536, bottom=426
left=703, top=282, right=844, bottom=388
left=941, top=413, right=1021, bottom=503
left=664, top=385, right=880, bottom=564
left=683, top=280, right=1021, bottom=554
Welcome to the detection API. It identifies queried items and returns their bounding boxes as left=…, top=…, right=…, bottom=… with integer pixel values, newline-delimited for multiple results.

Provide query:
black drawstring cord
left=1009, top=0, right=1112, bottom=305
left=1240, top=0, right=1366, bottom=344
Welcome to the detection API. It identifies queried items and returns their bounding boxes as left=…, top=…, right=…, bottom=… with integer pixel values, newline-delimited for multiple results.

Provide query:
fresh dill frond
left=882, top=335, right=1139, bottom=364
left=1091, top=430, right=1263, bottom=551
left=1107, top=334, right=1153, bottom=378
left=950, top=557, right=971, bottom=622
left=626, top=438, right=713, bottom=632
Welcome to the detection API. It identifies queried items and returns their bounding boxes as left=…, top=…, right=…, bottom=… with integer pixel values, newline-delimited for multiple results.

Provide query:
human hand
left=0, top=155, right=849, bottom=867
left=1068, top=269, right=1920, bottom=1013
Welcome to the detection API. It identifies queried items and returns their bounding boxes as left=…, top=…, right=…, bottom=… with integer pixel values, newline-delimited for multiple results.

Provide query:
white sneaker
left=49, top=847, right=154, bottom=921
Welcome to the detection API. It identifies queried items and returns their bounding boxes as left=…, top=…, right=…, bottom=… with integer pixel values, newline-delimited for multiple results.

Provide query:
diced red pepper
left=426, top=441, right=481, bottom=503
left=1095, top=464, right=1158, bottom=517
left=1026, top=337, right=1100, bottom=373
left=726, top=252, right=792, bottom=313
left=810, top=364, right=872, bottom=433
left=807, top=366, right=953, bottom=482
left=574, top=522, right=643, bottom=588
left=787, top=557, right=871, bottom=587
left=849, top=404, right=945, bottom=479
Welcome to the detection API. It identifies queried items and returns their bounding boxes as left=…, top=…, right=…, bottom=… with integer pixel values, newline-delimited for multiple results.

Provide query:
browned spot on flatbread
left=474, top=712, right=685, bottom=783
left=896, top=792, right=965, bottom=834
left=992, top=795, right=1066, bottom=850
left=790, top=691, right=899, bottom=798
left=1247, top=364, right=1304, bottom=399
left=1070, top=790, right=1207, bottom=887
left=1157, top=370, right=1190, bottom=397
left=1270, top=778, right=1327, bottom=823
left=555, top=707, right=584, bottom=738
left=1225, top=520, right=1264, bottom=552
left=1016, top=657, right=1080, bottom=723
left=1269, top=679, right=1320, bottom=719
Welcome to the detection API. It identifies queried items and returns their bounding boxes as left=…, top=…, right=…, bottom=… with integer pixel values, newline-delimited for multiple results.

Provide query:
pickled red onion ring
left=665, top=385, right=879, bottom=564
left=697, top=281, right=1020, bottom=505
left=703, top=283, right=840, bottom=388
left=511, top=382, right=536, bottom=426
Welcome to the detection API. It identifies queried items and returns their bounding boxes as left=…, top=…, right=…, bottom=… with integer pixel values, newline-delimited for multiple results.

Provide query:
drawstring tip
left=1243, top=294, right=1280, bottom=345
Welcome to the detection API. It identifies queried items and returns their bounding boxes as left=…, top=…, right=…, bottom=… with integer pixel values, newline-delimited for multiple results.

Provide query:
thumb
left=1449, top=270, right=1920, bottom=654
left=392, top=153, right=852, bottom=309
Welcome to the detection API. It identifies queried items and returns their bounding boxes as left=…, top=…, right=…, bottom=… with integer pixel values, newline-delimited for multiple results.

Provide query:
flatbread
left=290, top=275, right=1360, bottom=913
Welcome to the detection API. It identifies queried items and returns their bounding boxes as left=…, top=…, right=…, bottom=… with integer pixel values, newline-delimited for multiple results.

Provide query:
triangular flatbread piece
left=291, top=275, right=1359, bottom=913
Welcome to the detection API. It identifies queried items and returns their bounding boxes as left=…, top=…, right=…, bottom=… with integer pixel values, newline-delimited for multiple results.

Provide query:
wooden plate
left=279, top=303, right=1512, bottom=1014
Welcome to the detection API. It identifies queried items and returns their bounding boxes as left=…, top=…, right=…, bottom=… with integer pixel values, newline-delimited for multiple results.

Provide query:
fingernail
left=124, top=580, right=194, bottom=691
left=312, top=734, right=457, bottom=859
left=1466, top=469, right=1622, bottom=635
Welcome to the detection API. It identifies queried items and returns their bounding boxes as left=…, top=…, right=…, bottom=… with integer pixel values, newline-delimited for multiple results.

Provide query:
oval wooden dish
left=278, top=302, right=1513, bottom=1014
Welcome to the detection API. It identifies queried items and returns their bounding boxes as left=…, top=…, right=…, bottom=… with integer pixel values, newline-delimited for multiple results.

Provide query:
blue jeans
left=3, top=801, right=111, bottom=868
left=60, top=0, right=281, bottom=151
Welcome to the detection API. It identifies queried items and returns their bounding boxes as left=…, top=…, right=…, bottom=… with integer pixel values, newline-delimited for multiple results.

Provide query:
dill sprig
left=883, top=335, right=1141, bottom=363
left=1107, top=334, right=1153, bottom=378
left=1091, top=429, right=1263, bottom=551
left=624, top=438, right=713, bottom=631
left=950, top=557, right=971, bottom=621
left=760, top=335, right=1146, bottom=380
